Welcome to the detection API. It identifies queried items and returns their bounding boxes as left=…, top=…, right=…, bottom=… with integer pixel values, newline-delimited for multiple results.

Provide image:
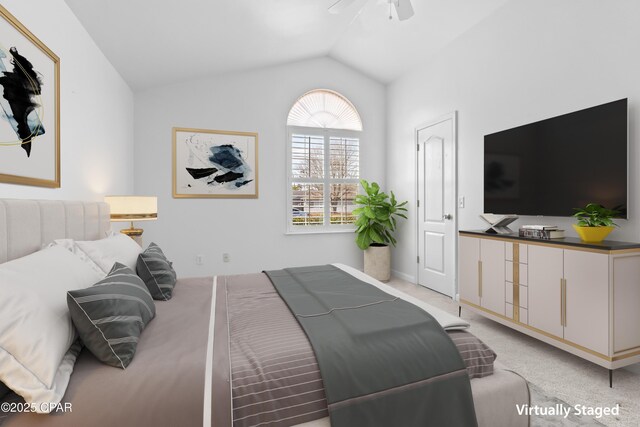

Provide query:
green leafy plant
left=572, top=203, right=621, bottom=227
left=353, top=179, right=408, bottom=250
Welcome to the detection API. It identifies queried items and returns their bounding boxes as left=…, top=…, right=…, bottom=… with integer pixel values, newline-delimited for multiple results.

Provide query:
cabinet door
left=613, top=255, right=640, bottom=352
left=458, top=236, right=480, bottom=305
left=480, top=239, right=505, bottom=315
left=528, top=245, right=564, bottom=338
left=564, top=250, right=609, bottom=355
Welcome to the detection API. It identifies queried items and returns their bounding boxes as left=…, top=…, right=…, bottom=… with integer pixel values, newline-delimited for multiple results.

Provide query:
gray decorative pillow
left=136, top=242, right=177, bottom=301
left=67, top=263, right=156, bottom=369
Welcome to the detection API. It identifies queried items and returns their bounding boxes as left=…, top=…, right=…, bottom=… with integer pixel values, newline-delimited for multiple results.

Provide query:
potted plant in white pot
left=353, top=180, right=408, bottom=281
left=572, top=203, right=621, bottom=243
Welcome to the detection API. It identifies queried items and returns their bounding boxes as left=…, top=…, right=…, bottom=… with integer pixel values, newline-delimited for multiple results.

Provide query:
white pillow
left=75, top=234, right=142, bottom=274
left=0, top=245, right=104, bottom=412
left=49, top=239, right=106, bottom=277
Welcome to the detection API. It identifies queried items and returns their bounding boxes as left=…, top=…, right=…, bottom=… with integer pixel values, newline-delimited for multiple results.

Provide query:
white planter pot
left=364, top=245, right=391, bottom=282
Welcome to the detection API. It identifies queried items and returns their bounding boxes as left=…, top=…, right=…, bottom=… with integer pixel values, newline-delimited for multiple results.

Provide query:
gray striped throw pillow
left=67, top=263, right=156, bottom=369
left=137, top=242, right=177, bottom=301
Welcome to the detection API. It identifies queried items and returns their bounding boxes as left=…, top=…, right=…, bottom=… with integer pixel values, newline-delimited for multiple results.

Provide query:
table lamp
left=105, top=196, right=157, bottom=245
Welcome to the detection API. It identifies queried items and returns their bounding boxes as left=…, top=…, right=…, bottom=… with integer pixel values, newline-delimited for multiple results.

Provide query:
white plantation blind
left=287, top=90, right=363, bottom=131
left=330, top=183, right=358, bottom=225
left=291, top=183, right=325, bottom=226
left=288, top=133, right=359, bottom=229
left=330, top=137, right=359, bottom=179
left=291, top=135, right=324, bottom=179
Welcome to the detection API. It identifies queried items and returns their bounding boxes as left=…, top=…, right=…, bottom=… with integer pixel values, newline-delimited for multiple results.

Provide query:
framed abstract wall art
left=0, top=5, right=60, bottom=188
left=173, top=127, right=259, bottom=198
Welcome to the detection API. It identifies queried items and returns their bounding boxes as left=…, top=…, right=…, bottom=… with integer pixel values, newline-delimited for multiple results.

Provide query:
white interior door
left=417, top=113, right=457, bottom=297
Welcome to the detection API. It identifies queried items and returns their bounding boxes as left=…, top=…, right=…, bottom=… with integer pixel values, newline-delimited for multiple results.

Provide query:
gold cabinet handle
left=559, top=278, right=567, bottom=327
left=478, top=260, right=483, bottom=298
left=563, top=279, right=567, bottom=327
left=560, top=279, right=564, bottom=327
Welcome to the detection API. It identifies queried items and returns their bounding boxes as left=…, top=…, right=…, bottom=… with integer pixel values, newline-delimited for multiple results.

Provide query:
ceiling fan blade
left=394, top=0, right=414, bottom=21
left=328, top=0, right=357, bottom=14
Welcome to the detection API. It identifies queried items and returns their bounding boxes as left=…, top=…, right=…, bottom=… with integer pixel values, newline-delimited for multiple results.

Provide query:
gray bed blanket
left=264, top=265, right=478, bottom=427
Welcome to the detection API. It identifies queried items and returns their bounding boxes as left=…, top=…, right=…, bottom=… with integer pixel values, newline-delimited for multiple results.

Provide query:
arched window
left=287, top=89, right=362, bottom=232
left=287, top=90, right=363, bottom=131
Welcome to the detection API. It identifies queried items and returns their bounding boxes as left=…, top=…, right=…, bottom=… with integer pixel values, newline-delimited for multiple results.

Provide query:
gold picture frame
left=0, top=5, right=60, bottom=188
left=173, top=127, right=259, bottom=198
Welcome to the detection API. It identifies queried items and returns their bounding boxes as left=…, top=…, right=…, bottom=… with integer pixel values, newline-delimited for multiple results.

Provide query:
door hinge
left=417, top=144, right=420, bottom=151
left=417, top=200, right=420, bottom=207
left=417, top=256, right=420, bottom=263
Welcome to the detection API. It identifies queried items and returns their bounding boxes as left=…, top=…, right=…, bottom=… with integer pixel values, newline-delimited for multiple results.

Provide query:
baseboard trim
left=391, top=269, right=416, bottom=283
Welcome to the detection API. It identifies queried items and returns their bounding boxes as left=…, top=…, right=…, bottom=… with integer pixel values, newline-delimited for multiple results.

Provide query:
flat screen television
left=484, top=98, right=628, bottom=218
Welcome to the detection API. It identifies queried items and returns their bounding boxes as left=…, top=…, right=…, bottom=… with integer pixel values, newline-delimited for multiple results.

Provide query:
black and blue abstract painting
left=185, top=144, right=253, bottom=188
left=0, top=46, right=45, bottom=157
left=0, top=7, right=60, bottom=188
left=175, top=129, right=258, bottom=198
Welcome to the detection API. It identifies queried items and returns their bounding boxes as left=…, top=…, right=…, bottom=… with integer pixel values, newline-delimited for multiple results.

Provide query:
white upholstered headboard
left=0, top=199, right=110, bottom=264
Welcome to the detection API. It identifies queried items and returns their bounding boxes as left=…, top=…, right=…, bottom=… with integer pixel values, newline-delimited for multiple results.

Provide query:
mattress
left=2, top=266, right=529, bottom=427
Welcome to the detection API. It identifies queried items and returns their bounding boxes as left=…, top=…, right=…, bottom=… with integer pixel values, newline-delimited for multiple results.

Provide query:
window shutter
left=330, top=137, right=359, bottom=179
left=291, top=183, right=324, bottom=226
left=291, top=134, right=324, bottom=179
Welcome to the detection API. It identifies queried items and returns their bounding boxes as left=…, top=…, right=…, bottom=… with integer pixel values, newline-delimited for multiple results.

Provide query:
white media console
left=458, top=230, right=640, bottom=386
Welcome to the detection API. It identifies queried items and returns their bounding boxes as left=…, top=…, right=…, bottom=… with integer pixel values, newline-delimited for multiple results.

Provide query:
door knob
left=443, top=214, right=453, bottom=220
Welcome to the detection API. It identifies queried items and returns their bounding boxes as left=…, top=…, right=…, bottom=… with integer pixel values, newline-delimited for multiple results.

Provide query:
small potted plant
left=572, top=203, right=621, bottom=243
left=353, top=180, right=407, bottom=281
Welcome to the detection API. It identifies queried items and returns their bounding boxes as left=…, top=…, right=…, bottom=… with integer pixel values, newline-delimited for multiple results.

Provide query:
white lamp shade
left=105, top=196, right=157, bottom=222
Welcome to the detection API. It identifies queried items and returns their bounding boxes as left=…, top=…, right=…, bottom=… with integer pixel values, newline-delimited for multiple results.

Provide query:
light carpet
left=529, top=383, right=605, bottom=426
left=386, top=277, right=639, bottom=427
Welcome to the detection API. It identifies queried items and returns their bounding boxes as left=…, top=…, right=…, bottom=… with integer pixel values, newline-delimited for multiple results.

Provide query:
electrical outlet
left=195, top=255, right=204, bottom=265
left=458, top=196, right=465, bottom=208
left=223, top=253, right=230, bottom=263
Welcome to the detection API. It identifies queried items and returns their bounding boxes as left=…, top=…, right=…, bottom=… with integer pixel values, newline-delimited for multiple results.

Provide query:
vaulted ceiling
left=64, top=0, right=509, bottom=90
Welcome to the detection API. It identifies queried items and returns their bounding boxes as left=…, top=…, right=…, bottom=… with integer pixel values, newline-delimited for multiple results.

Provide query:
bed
left=0, top=199, right=530, bottom=427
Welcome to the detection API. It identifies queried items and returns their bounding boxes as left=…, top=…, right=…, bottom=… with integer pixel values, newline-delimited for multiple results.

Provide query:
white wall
left=387, top=0, right=640, bottom=281
left=134, top=57, right=386, bottom=276
left=0, top=0, right=134, bottom=201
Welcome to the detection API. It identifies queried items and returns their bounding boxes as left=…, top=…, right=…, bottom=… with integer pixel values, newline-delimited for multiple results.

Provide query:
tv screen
left=484, top=99, right=628, bottom=218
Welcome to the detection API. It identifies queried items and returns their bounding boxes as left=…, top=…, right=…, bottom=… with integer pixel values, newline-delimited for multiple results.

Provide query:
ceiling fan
left=328, top=0, right=415, bottom=21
